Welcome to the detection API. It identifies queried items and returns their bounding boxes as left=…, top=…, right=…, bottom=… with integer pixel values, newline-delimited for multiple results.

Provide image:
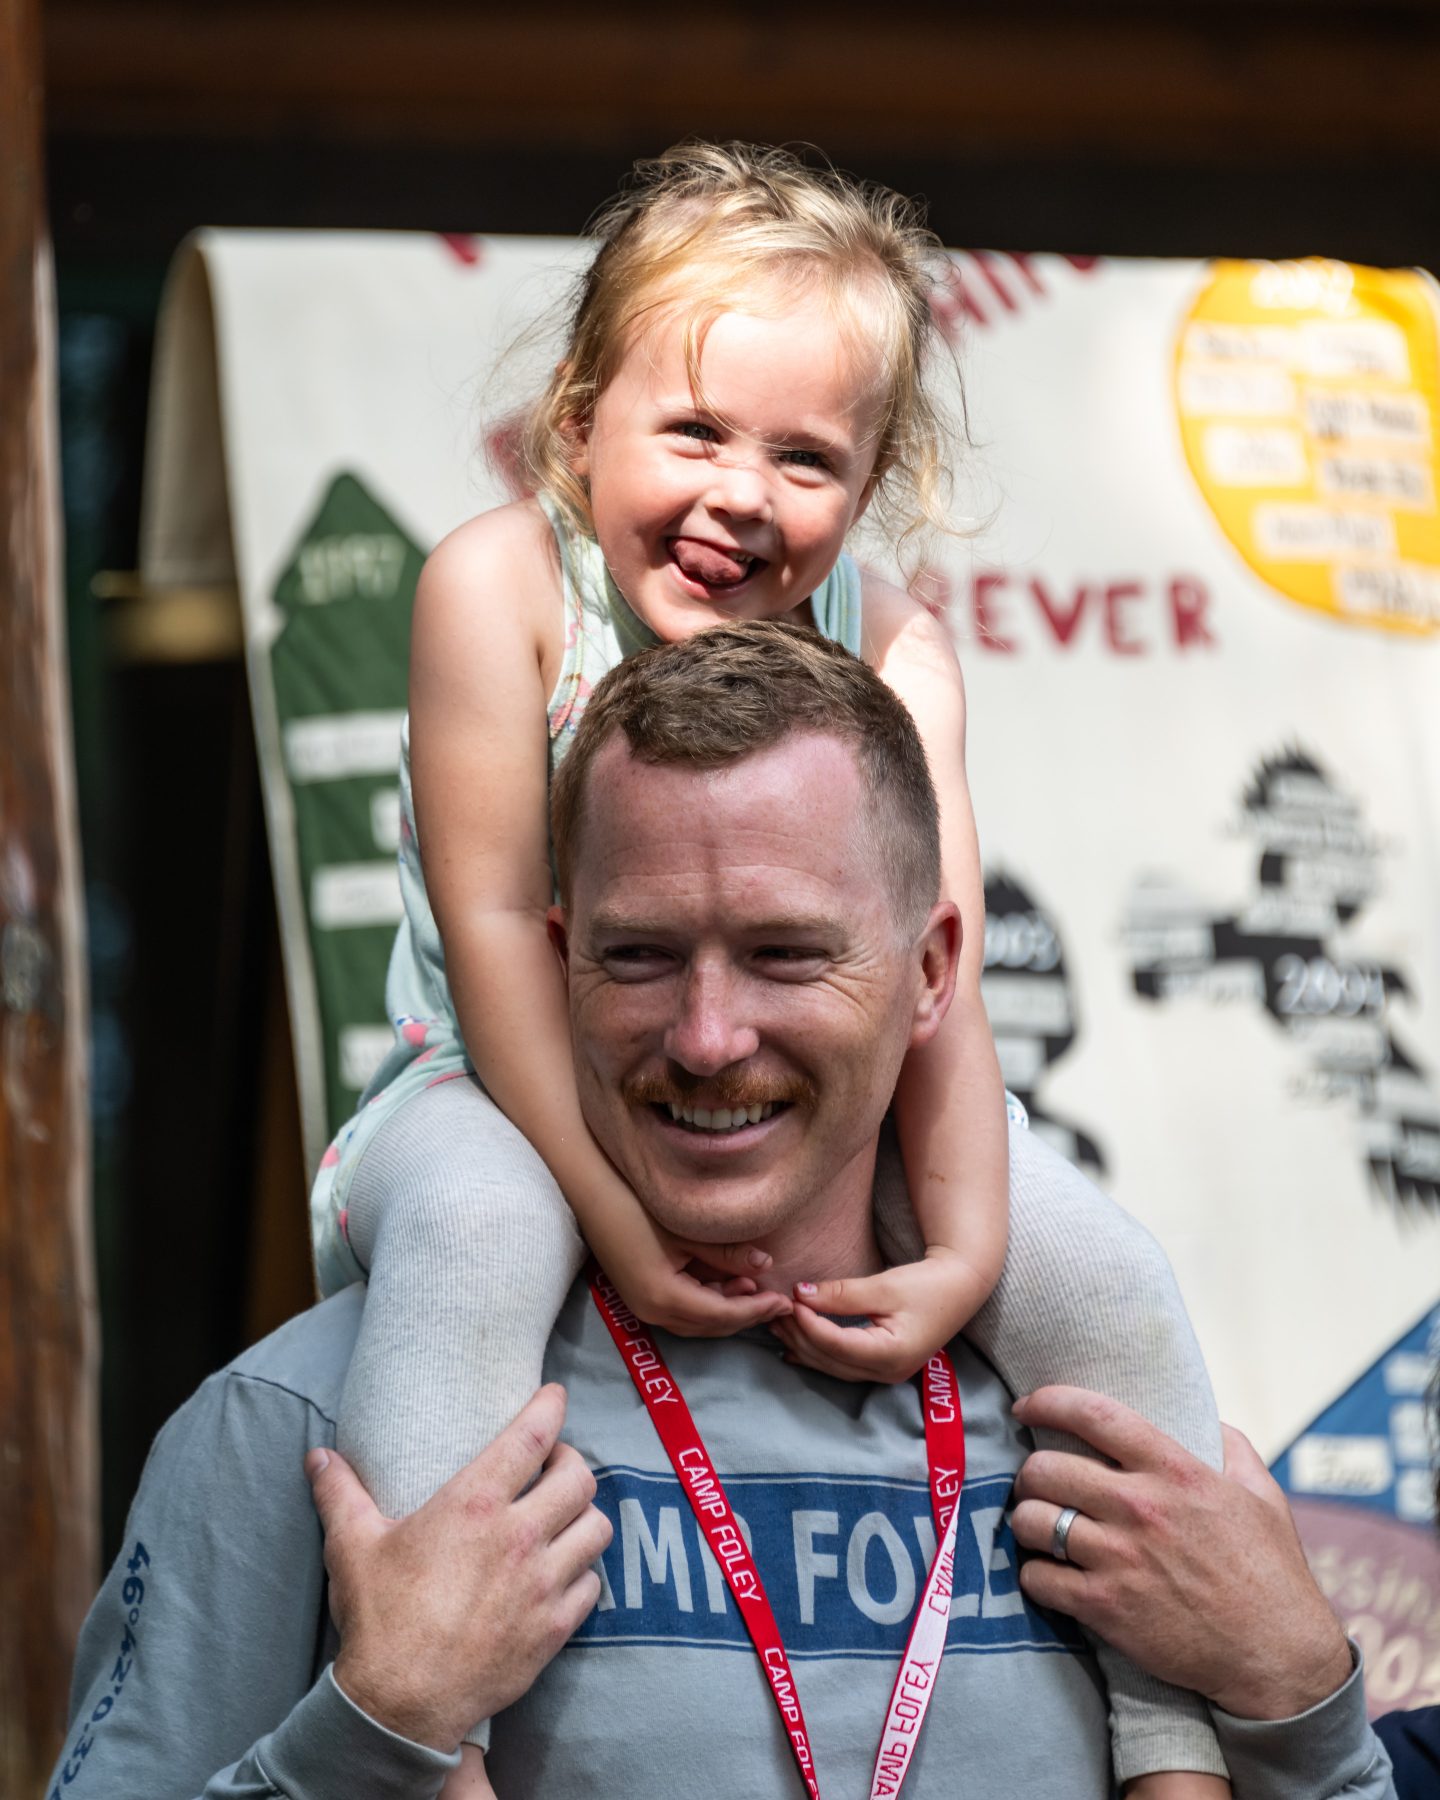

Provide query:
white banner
left=142, top=233, right=1440, bottom=1709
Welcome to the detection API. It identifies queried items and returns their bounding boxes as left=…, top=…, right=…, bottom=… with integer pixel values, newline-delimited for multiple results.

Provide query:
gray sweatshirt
left=50, top=1283, right=1395, bottom=1799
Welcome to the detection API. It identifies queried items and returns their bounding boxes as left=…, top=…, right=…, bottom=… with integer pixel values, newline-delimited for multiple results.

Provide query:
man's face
left=551, top=731, right=952, bottom=1249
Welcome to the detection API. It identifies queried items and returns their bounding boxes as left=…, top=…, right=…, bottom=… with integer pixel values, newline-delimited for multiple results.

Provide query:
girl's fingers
left=776, top=1307, right=921, bottom=1383
left=693, top=1274, right=760, bottom=1298
left=771, top=1326, right=865, bottom=1383
left=661, top=1284, right=792, bottom=1335
left=787, top=1303, right=883, bottom=1358
left=792, top=1269, right=905, bottom=1317
left=675, top=1238, right=774, bottom=1278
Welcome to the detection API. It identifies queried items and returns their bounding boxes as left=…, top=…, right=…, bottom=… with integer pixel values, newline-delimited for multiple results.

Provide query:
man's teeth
left=667, top=1101, right=776, bottom=1131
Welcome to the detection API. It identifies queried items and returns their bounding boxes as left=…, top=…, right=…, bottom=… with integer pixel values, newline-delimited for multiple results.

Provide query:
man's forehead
left=570, top=731, right=882, bottom=913
left=586, top=728, right=867, bottom=816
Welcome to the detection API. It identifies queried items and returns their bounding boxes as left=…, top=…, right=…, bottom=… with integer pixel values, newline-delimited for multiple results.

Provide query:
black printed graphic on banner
left=1122, top=750, right=1440, bottom=1209
left=981, top=873, right=1106, bottom=1179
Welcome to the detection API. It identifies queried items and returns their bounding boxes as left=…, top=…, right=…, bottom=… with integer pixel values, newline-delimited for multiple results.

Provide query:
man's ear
left=909, top=900, right=961, bottom=1049
left=546, top=904, right=571, bottom=976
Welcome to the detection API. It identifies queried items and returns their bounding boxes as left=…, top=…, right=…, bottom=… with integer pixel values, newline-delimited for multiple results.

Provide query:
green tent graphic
left=270, top=472, right=428, bottom=1136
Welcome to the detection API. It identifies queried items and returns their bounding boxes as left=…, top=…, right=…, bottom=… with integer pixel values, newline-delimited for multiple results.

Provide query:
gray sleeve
left=1214, top=1645, right=1397, bottom=1800
left=969, top=1124, right=1229, bottom=1783
left=46, top=1367, right=460, bottom=1800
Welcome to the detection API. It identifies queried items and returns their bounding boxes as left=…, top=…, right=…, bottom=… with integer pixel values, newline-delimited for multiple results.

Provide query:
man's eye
left=604, top=945, right=672, bottom=975
left=755, top=946, right=825, bottom=971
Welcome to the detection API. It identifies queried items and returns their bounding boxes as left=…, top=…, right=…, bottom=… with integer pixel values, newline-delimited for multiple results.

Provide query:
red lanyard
left=589, top=1269, right=965, bottom=1799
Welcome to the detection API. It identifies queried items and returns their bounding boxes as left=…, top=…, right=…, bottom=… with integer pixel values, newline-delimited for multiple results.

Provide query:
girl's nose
left=707, top=452, right=772, bottom=524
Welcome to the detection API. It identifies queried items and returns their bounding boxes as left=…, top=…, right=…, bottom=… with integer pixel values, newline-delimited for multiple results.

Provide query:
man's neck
left=751, top=1147, right=884, bottom=1294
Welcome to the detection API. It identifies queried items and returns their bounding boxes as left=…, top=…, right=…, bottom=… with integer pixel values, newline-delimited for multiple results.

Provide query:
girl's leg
left=446, top=1746, right=498, bottom=1798
left=337, top=1075, right=585, bottom=1754
left=338, top=1074, right=584, bottom=1518
left=876, top=1118, right=1228, bottom=1782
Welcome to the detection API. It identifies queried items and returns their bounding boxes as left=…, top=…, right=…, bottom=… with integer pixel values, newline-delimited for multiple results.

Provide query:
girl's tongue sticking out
left=669, top=538, right=758, bottom=588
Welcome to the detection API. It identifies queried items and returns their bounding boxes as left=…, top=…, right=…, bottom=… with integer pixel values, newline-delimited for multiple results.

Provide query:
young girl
left=310, top=143, right=1229, bottom=1797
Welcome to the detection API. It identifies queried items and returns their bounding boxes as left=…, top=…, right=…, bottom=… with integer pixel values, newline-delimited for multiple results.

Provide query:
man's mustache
left=624, top=1070, right=818, bottom=1111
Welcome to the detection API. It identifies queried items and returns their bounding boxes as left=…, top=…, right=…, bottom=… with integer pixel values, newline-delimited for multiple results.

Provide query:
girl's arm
left=408, top=503, right=786, bottom=1334
left=774, top=577, right=1008, bottom=1378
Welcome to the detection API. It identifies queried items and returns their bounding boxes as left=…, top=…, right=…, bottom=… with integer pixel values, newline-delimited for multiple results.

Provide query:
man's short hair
left=550, top=621, right=942, bottom=935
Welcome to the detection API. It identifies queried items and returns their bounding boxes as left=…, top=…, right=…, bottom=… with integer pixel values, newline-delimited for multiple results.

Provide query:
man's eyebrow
left=742, top=910, right=845, bottom=937
left=587, top=906, right=843, bottom=938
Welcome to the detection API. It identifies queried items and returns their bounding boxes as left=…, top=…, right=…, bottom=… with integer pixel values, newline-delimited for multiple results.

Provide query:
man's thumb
left=1220, top=1423, right=1280, bottom=1502
left=305, top=1446, right=377, bottom=1538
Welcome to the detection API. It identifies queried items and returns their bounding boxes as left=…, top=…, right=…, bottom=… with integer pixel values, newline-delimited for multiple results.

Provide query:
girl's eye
left=780, top=448, right=826, bottom=470
left=672, top=420, right=717, bottom=442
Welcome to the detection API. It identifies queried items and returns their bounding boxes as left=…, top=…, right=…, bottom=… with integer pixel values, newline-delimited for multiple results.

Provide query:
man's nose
left=662, top=962, right=761, bottom=1075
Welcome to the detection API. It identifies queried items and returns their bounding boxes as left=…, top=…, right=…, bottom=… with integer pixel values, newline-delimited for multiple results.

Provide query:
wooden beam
left=0, top=0, right=98, bottom=1787
left=42, top=1, right=1440, bottom=158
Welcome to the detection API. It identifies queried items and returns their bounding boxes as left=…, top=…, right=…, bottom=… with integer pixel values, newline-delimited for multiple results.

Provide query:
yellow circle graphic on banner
left=1176, top=259, right=1440, bottom=635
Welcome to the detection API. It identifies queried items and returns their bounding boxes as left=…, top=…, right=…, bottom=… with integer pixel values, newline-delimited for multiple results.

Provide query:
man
left=52, top=624, right=1392, bottom=1798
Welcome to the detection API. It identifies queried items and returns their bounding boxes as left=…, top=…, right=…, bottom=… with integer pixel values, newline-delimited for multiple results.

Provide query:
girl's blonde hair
left=516, top=141, right=960, bottom=559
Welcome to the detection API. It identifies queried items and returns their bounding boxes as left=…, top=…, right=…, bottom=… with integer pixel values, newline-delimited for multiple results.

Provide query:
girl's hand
left=766, top=1248, right=996, bottom=1383
left=589, top=1208, right=794, bottom=1338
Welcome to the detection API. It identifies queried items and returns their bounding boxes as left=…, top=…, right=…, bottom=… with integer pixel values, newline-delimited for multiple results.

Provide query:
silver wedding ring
left=1050, top=1505, right=1080, bottom=1564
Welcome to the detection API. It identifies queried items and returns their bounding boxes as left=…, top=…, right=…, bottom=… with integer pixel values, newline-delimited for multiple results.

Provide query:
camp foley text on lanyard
left=589, top=1268, right=966, bottom=1799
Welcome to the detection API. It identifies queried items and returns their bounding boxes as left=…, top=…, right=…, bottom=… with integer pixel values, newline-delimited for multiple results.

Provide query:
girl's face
left=571, top=296, right=886, bottom=639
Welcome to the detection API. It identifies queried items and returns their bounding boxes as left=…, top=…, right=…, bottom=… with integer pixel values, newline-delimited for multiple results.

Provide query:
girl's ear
left=557, top=366, right=591, bottom=479
left=550, top=358, right=590, bottom=478
left=850, top=442, right=892, bottom=530
left=565, top=422, right=590, bottom=480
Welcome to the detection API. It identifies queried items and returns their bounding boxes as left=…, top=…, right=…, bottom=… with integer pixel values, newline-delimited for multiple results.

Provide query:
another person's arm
left=408, top=507, right=786, bottom=1332
left=49, top=1356, right=605, bottom=1800
left=1012, top=1387, right=1398, bottom=1800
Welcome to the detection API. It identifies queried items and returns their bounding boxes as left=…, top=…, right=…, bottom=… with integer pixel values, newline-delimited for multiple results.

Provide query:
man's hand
left=307, top=1384, right=612, bottom=1754
left=1009, top=1387, right=1353, bottom=1722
